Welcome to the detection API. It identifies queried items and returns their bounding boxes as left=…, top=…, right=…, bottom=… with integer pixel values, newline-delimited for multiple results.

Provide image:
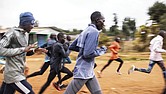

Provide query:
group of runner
left=0, top=11, right=166, bottom=94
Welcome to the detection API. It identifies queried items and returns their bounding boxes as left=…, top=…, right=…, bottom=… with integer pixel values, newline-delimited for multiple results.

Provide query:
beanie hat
left=19, top=12, right=35, bottom=26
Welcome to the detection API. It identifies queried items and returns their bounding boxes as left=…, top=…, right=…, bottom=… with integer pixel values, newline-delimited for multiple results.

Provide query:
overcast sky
left=0, top=0, right=165, bottom=30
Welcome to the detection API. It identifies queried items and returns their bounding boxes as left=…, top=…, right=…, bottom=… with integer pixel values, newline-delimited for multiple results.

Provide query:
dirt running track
left=0, top=52, right=165, bottom=94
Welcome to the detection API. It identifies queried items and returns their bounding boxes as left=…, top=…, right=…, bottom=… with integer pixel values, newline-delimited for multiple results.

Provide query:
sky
left=0, top=0, right=165, bottom=30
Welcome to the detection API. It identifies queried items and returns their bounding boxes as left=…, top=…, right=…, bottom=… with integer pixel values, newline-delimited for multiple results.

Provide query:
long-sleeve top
left=149, top=35, right=166, bottom=61
left=40, top=39, right=56, bottom=62
left=0, top=28, right=29, bottom=83
left=109, top=41, right=120, bottom=60
left=70, top=24, right=106, bottom=79
left=50, top=42, right=68, bottom=73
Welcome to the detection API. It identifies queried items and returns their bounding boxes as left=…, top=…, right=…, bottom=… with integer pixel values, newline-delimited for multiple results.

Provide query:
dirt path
left=0, top=53, right=165, bottom=94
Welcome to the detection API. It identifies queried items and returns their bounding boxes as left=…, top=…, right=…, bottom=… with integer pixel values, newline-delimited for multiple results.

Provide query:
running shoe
left=116, top=71, right=122, bottom=75
left=52, top=82, right=61, bottom=91
left=128, top=65, right=135, bottom=74
left=97, top=71, right=102, bottom=78
left=60, top=84, right=68, bottom=90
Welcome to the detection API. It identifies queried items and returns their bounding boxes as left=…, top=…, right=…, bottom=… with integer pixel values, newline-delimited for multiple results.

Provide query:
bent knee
left=69, top=73, right=73, bottom=77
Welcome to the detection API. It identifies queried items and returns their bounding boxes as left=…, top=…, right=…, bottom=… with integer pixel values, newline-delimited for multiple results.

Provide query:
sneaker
left=128, top=65, right=135, bottom=74
left=116, top=71, right=122, bottom=75
left=97, top=71, right=102, bottom=78
left=52, top=82, right=61, bottom=91
left=59, top=84, right=68, bottom=89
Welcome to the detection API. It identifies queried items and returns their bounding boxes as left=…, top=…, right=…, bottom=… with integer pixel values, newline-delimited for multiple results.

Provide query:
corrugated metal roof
left=0, top=27, right=60, bottom=34
left=31, top=28, right=59, bottom=35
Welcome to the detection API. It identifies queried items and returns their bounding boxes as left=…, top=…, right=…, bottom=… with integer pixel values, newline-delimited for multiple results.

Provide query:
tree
left=101, top=27, right=106, bottom=33
left=159, top=13, right=166, bottom=30
left=133, top=25, right=151, bottom=52
left=148, top=1, right=166, bottom=23
left=122, top=22, right=130, bottom=38
left=113, top=13, right=118, bottom=26
left=159, top=13, right=166, bottom=49
left=122, top=17, right=136, bottom=40
left=133, top=23, right=163, bottom=52
left=108, top=13, right=120, bottom=36
left=147, top=1, right=166, bottom=49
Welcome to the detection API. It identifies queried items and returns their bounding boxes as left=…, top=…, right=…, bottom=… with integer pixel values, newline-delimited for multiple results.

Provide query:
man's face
left=96, top=16, right=105, bottom=30
left=23, top=20, right=35, bottom=33
left=60, top=35, right=66, bottom=44
left=52, top=35, right=57, bottom=40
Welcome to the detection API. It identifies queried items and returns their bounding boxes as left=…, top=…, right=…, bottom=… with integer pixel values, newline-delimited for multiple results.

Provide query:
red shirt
left=109, top=41, right=120, bottom=60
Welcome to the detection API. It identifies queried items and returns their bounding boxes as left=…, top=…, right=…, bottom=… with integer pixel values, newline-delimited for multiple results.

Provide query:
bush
left=98, top=33, right=110, bottom=47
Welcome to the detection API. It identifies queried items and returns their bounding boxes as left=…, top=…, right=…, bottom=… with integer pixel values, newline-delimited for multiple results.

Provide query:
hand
left=32, top=42, right=38, bottom=48
left=24, top=45, right=35, bottom=52
left=34, top=48, right=48, bottom=53
left=113, top=52, right=118, bottom=54
left=0, top=65, right=5, bottom=74
left=101, top=45, right=107, bottom=51
left=99, top=45, right=107, bottom=56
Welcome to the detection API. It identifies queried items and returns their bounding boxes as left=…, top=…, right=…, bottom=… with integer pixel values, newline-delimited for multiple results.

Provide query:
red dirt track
left=0, top=53, right=165, bottom=94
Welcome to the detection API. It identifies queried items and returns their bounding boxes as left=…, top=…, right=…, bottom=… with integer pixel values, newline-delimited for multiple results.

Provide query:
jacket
left=0, top=28, right=30, bottom=83
left=50, top=42, right=68, bottom=73
left=149, top=35, right=166, bottom=61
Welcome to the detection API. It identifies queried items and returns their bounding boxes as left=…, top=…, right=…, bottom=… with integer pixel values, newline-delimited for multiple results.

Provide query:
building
left=29, top=27, right=59, bottom=46
left=0, top=27, right=60, bottom=47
